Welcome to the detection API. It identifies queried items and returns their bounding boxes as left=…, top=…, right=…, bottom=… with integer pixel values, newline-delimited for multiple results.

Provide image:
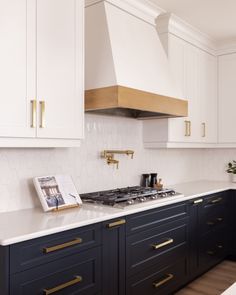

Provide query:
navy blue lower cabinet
left=102, top=218, right=126, bottom=295
left=0, top=246, right=9, bottom=295
left=10, top=248, right=101, bottom=295
left=126, top=257, right=187, bottom=295
left=188, top=191, right=232, bottom=280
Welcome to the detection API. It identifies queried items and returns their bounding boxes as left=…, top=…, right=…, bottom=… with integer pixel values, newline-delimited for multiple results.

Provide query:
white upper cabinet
left=0, top=0, right=84, bottom=147
left=143, top=16, right=217, bottom=148
left=36, top=0, right=84, bottom=140
left=198, top=50, right=217, bottom=143
left=0, top=0, right=35, bottom=138
left=218, top=53, right=236, bottom=143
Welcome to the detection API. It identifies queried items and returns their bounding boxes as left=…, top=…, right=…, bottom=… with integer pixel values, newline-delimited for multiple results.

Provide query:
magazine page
left=33, top=175, right=82, bottom=212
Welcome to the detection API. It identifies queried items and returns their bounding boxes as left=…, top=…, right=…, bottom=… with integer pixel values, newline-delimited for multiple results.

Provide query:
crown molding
left=157, top=13, right=217, bottom=55
left=216, top=38, right=236, bottom=55
left=85, top=0, right=165, bottom=25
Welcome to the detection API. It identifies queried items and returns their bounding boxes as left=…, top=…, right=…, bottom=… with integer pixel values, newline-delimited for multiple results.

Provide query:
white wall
left=0, top=114, right=232, bottom=213
left=202, top=149, right=235, bottom=182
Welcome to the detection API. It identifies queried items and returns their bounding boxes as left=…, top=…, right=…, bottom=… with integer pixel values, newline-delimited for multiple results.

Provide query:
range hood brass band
left=85, top=85, right=188, bottom=118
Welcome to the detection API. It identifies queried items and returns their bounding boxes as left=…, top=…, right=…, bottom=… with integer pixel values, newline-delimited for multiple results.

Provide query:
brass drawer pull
left=43, top=238, right=83, bottom=254
left=44, top=275, right=82, bottom=295
left=193, top=199, right=203, bottom=204
left=217, top=245, right=223, bottom=249
left=152, top=238, right=174, bottom=250
left=106, top=219, right=126, bottom=228
left=210, top=197, right=222, bottom=204
left=207, top=217, right=223, bottom=226
left=207, top=221, right=215, bottom=226
left=153, top=273, right=174, bottom=288
left=40, top=100, right=45, bottom=128
left=30, top=100, right=37, bottom=128
left=207, top=250, right=215, bottom=256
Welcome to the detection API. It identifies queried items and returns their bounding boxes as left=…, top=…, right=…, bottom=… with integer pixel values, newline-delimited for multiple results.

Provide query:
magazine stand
left=51, top=204, right=81, bottom=212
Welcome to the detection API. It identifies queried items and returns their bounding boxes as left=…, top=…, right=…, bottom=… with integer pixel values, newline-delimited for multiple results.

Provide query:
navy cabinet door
left=102, top=218, right=126, bottom=295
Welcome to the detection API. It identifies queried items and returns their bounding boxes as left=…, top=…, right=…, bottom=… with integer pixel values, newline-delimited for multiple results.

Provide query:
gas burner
left=80, top=186, right=183, bottom=208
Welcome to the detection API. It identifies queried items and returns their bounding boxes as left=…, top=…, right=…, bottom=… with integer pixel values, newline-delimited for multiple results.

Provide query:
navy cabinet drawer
left=199, top=228, right=229, bottom=272
left=126, top=219, right=188, bottom=276
left=126, top=257, right=187, bottom=295
left=200, top=206, right=228, bottom=234
left=10, top=224, right=101, bottom=274
left=202, top=192, right=228, bottom=211
left=10, top=247, right=101, bottom=295
left=126, top=202, right=188, bottom=235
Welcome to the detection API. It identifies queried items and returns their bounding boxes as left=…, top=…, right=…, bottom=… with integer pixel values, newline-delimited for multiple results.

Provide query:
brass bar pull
left=207, top=251, right=215, bottom=256
left=40, top=101, right=45, bottom=128
left=210, top=197, right=222, bottom=204
left=202, top=122, right=206, bottom=137
left=152, top=238, right=174, bottom=250
left=188, top=121, right=191, bottom=136
left=106, top=219, right=126, bottom=228
left=217, top=245, right=223, bottom=249
left=207, top=221, right=215, bottom=226
left=43, top=276, right=82, bottom=295
left=193, top=199, right=203, bottom=204
left=153, top=274, right=174, bottom=288
left=43, top=238, right=83, bottom=254
left=184, top=120, right=189, bottom=136
left=31, top=100, right=37, bottom=128
left=217, top=217, right=223, bottom=222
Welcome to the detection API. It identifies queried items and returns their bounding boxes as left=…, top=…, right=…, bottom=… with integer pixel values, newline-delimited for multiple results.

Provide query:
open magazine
left=33, top=175, right=82, bottom=212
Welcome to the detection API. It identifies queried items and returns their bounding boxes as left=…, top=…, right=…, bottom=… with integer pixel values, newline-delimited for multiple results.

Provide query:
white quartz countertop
left=0, top=180, right=235, bottom=246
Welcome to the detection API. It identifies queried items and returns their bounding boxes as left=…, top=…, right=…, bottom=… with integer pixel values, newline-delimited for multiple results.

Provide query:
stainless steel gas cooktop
left=80, top=186, right=183, bottom=208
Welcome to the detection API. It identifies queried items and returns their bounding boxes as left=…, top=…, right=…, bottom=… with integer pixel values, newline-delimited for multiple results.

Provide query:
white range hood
left=85, top=0, right=188, bottom=118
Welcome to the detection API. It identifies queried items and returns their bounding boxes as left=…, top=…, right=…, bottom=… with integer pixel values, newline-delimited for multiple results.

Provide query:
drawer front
left=126, top=257, right=187, bottom=295
left=126, top=202, right=188, bottom=235
left=199, top=228, right=228, bottom=273
left=202, top=192, right=228, bottom=212
left=200, top=206, right=228, bottom=234
left=126, top=219, right=188, bottom=275
left=10, top=247, right=101, bottom=295
left=10, top=224, right=101, bottom=274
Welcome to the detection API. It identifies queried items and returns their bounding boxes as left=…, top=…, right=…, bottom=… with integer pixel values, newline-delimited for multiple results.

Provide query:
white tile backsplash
left=0, top=114, right=233, bottom=213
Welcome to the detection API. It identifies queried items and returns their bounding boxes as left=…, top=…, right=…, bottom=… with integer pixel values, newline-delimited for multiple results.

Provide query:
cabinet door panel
left=0, top=0, right=35, bottom=138
left=36, top=0, right=83, bottom=139
left=219, top=53, right=236, bottom=143
left=198, top=51, right=217, bottom=143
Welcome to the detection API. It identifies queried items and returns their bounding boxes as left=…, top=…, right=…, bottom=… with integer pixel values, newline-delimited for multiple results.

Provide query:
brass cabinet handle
left=217, top=245, right=223, bottom=249
left=152, top=238, right=174, bottom=250
left=207, top=217, right=223, bottom=226
left=30, top=100, right=37, bottom=128
left=106, top=219, right=126, bottom=228
left=193, top=198, right=203, bottom=204
left=217, top=217, right=223, bottom=222
left=153, top=273, right=174, bottom=288
left=43, top=238, right=83, bottom=254
left=207, top=221, right=215, bottom=226
left=188, top=121, right=191, bottom=136
left=185, top=120, right=189, bottom=136
left=43, top=275, right=82, bottom=295
left=40, top=101, right=45, bottom=128
left=207, top=250, right=215, bottom=256
left=210, top=197, right=222, bottom=204
left=202, top=122, right=206, bottom=137
left=184, top=121, right=191, bottom=136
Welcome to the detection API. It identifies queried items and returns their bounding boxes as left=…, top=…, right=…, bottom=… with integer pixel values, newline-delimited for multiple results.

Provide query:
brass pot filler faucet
left=101, top=150, right=134, bottom=169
